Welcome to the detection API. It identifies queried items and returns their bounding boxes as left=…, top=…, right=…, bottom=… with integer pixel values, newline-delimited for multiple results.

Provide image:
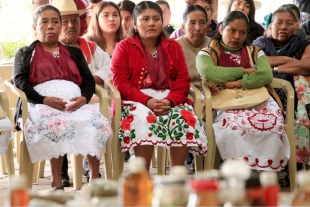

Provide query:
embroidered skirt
left=24, top=80, right=112, bottom=162
left=0, top=117, right=13, bottom=155
left=213, top=97, right=290, bottom=171
left=118, top=89, right=208, bottom=155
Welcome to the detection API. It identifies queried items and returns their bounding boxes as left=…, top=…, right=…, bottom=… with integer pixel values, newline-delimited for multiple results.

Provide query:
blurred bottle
left=260, top=171, right=280, bottom=206
left=292, top=170, right=310, bottom=206
left=246, top=171, right=264, bottom=206
left=9, top=175, right=29, bottom=207
left=120, top=157, right=153, bottom=206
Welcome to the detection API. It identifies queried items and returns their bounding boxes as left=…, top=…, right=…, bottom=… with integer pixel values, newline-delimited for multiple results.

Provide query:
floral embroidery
left=186, top=132, right=194, bottom=140
left=146, top=113, right=157, bottom=123
left=118, top=104, right=207, bottom=155
left=248, top=113, right=277, bottom=131
left=180, top=110, right=196, bottom=128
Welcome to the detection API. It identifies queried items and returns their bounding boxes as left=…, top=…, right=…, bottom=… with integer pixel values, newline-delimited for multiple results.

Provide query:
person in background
left=156, top=0, right=175, bottom=37
left=170, top=0, right=219, bottom=39
left=52, top=0, right=111, bottom=186
left=84, top=1, right=123, bottom=57
left=176, top=5, right=211, bottom=93
left=118, top=0, right=136, bottom=38
left=226, top=0, right=264, bottom=44
left=111, top=1, right=208, bottom=171
left=197, top=10, right=289, bottom=172
left=253, top=7, right=310, bottom=171
left=86, top=0, right=102, bottom=26
left=293, top=0, right=310, bottom=23
left=14, top=4, right=112, bottom=190
left=278, top=4, right=308, bottom=40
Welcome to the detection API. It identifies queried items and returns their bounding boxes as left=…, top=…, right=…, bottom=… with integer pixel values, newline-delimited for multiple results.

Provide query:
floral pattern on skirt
left=294, top=76, right=310, bottom=164
left=24, top=80, right=112, bottom=162
left=213, top=97, right=290, bottom=171
left=119, top=101, right=208, bottom=156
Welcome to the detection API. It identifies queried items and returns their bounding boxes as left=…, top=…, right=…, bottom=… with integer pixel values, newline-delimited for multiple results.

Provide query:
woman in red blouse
left=111, top=1, right=207, bottom=170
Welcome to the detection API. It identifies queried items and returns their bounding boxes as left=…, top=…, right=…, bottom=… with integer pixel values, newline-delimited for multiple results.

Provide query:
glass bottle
left=246, top=171, right=265, bottom=206
left=220, top=159, right=251, bottom=207
left=120, top=157, right=153, bottom=206
left=259, top=171, right=280, bottom=206
left=292, top=170, right=310, bottom=206
left=187, top=178, right=219, bottom=207
left=9, top=175, right=29, bottom=207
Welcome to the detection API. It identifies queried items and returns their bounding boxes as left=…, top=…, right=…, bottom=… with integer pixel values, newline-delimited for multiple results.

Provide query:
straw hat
left=52, top=0, right=87, bottom=16
left=220, top=0, right=262, bottom=10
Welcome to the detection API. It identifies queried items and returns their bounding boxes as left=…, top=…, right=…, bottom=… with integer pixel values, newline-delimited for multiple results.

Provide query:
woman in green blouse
left=196, top=11, right=289, bottom=172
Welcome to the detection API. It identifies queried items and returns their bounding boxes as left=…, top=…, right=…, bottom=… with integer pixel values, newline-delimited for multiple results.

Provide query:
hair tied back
left=263, top=13, right=272, bottom=28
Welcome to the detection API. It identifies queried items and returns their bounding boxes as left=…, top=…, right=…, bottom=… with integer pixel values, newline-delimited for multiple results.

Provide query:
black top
left=13, top=40, right=95, bottom=104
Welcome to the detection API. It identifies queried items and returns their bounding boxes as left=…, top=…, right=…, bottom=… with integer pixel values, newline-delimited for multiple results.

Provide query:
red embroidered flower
left=146, top=114, right=157, bottom=123
left=124, top=136, right=130, bottom=144
left=148, top=133, right=152, bottom=137
left=121, top=120, right=131, bottom=130
left=186, top=132, right=194, bottom=140
left=129, top=106, right=137, bottom=111
left=181, top=110, right=196, bottom=128
left=248, top=113, right=277, bottom=131
left=127, top=115, right=134, bottom=123
left=172, top=122, right=176, bottom=126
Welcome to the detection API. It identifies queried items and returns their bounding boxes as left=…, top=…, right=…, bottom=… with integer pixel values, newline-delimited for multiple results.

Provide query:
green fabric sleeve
left=196, top=53, right=244, bottom=83
left=241, top=54, right=273, bottom=89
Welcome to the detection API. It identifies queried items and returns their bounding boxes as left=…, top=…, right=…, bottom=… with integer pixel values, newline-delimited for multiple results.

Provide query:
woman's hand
left=244, top=67, right=257, bottom=74
left=43, top=97, right=67, bottom=111
left=146, top=98, right=171, bottom=116
left=224, top=79, right=242, bottom=89
left=66, top=96, right=87, bottom=111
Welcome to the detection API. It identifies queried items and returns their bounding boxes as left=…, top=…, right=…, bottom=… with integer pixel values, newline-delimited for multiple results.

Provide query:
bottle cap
left=221, top=159, right=251, bottom=181
left=259, top=171, right=278, bottom=186
left=190, top=179, right=218, bottom=192
left=170, top=166, right=188, bottom=177
left=9, top=175, right=28, bottom=190
left=297, top=170, right=310, bottom=186
left=128, top=157, right=146, bottom=173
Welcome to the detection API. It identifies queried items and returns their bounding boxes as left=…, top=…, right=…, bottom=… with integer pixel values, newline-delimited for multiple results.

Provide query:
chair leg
left=157, top=147, right=167, bottom=175
left=103, top=140, right=112, bottom=180
left=19, top=137, right=34, bottom=189
left=5, top=140, right=15, bottom=175
left=194, top=155, right=204, bottom=172
left=0, top=155, right=7, bottom=174
left=71, top=154, right=83, bottom=190
left=15, top=131, right=22, bottom=164
left=286, top=127, right=297, bottom=191
left=39, top=160, right=45, bottom=178
left=151, top=150, right=156, bottom=168
left=32, top=161, right=40, bottom=184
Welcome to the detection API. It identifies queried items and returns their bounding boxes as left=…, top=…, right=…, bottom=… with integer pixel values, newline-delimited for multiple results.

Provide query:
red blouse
left=29, top=43, right=82, bottom=86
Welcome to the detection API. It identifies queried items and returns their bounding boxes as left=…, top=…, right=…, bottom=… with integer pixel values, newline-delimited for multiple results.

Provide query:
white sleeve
left=92, top=45, right=111, bottom=81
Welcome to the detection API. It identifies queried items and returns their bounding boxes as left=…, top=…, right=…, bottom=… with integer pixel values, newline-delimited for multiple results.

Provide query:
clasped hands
left=43, top=96, right=87, bottom=111
left=146, top=98, right=172, bottom=116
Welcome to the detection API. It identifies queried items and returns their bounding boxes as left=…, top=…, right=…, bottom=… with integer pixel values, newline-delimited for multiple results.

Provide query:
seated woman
left=176, top=4, right=212, bottom=93
left=197, top=11, right=289, bottom=171
left=111, top=1, right=207, bottom=170
left=226, top=0, right=264, bottom=44
left=253, top=7, right=310, bottom=166
left=13, top=5, right=112, bottom=189
left=170, top=0, right=219, bottom=39
left=84, top=1, right=123, bottom=58
left=118, top=0, right=136, bottom=38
